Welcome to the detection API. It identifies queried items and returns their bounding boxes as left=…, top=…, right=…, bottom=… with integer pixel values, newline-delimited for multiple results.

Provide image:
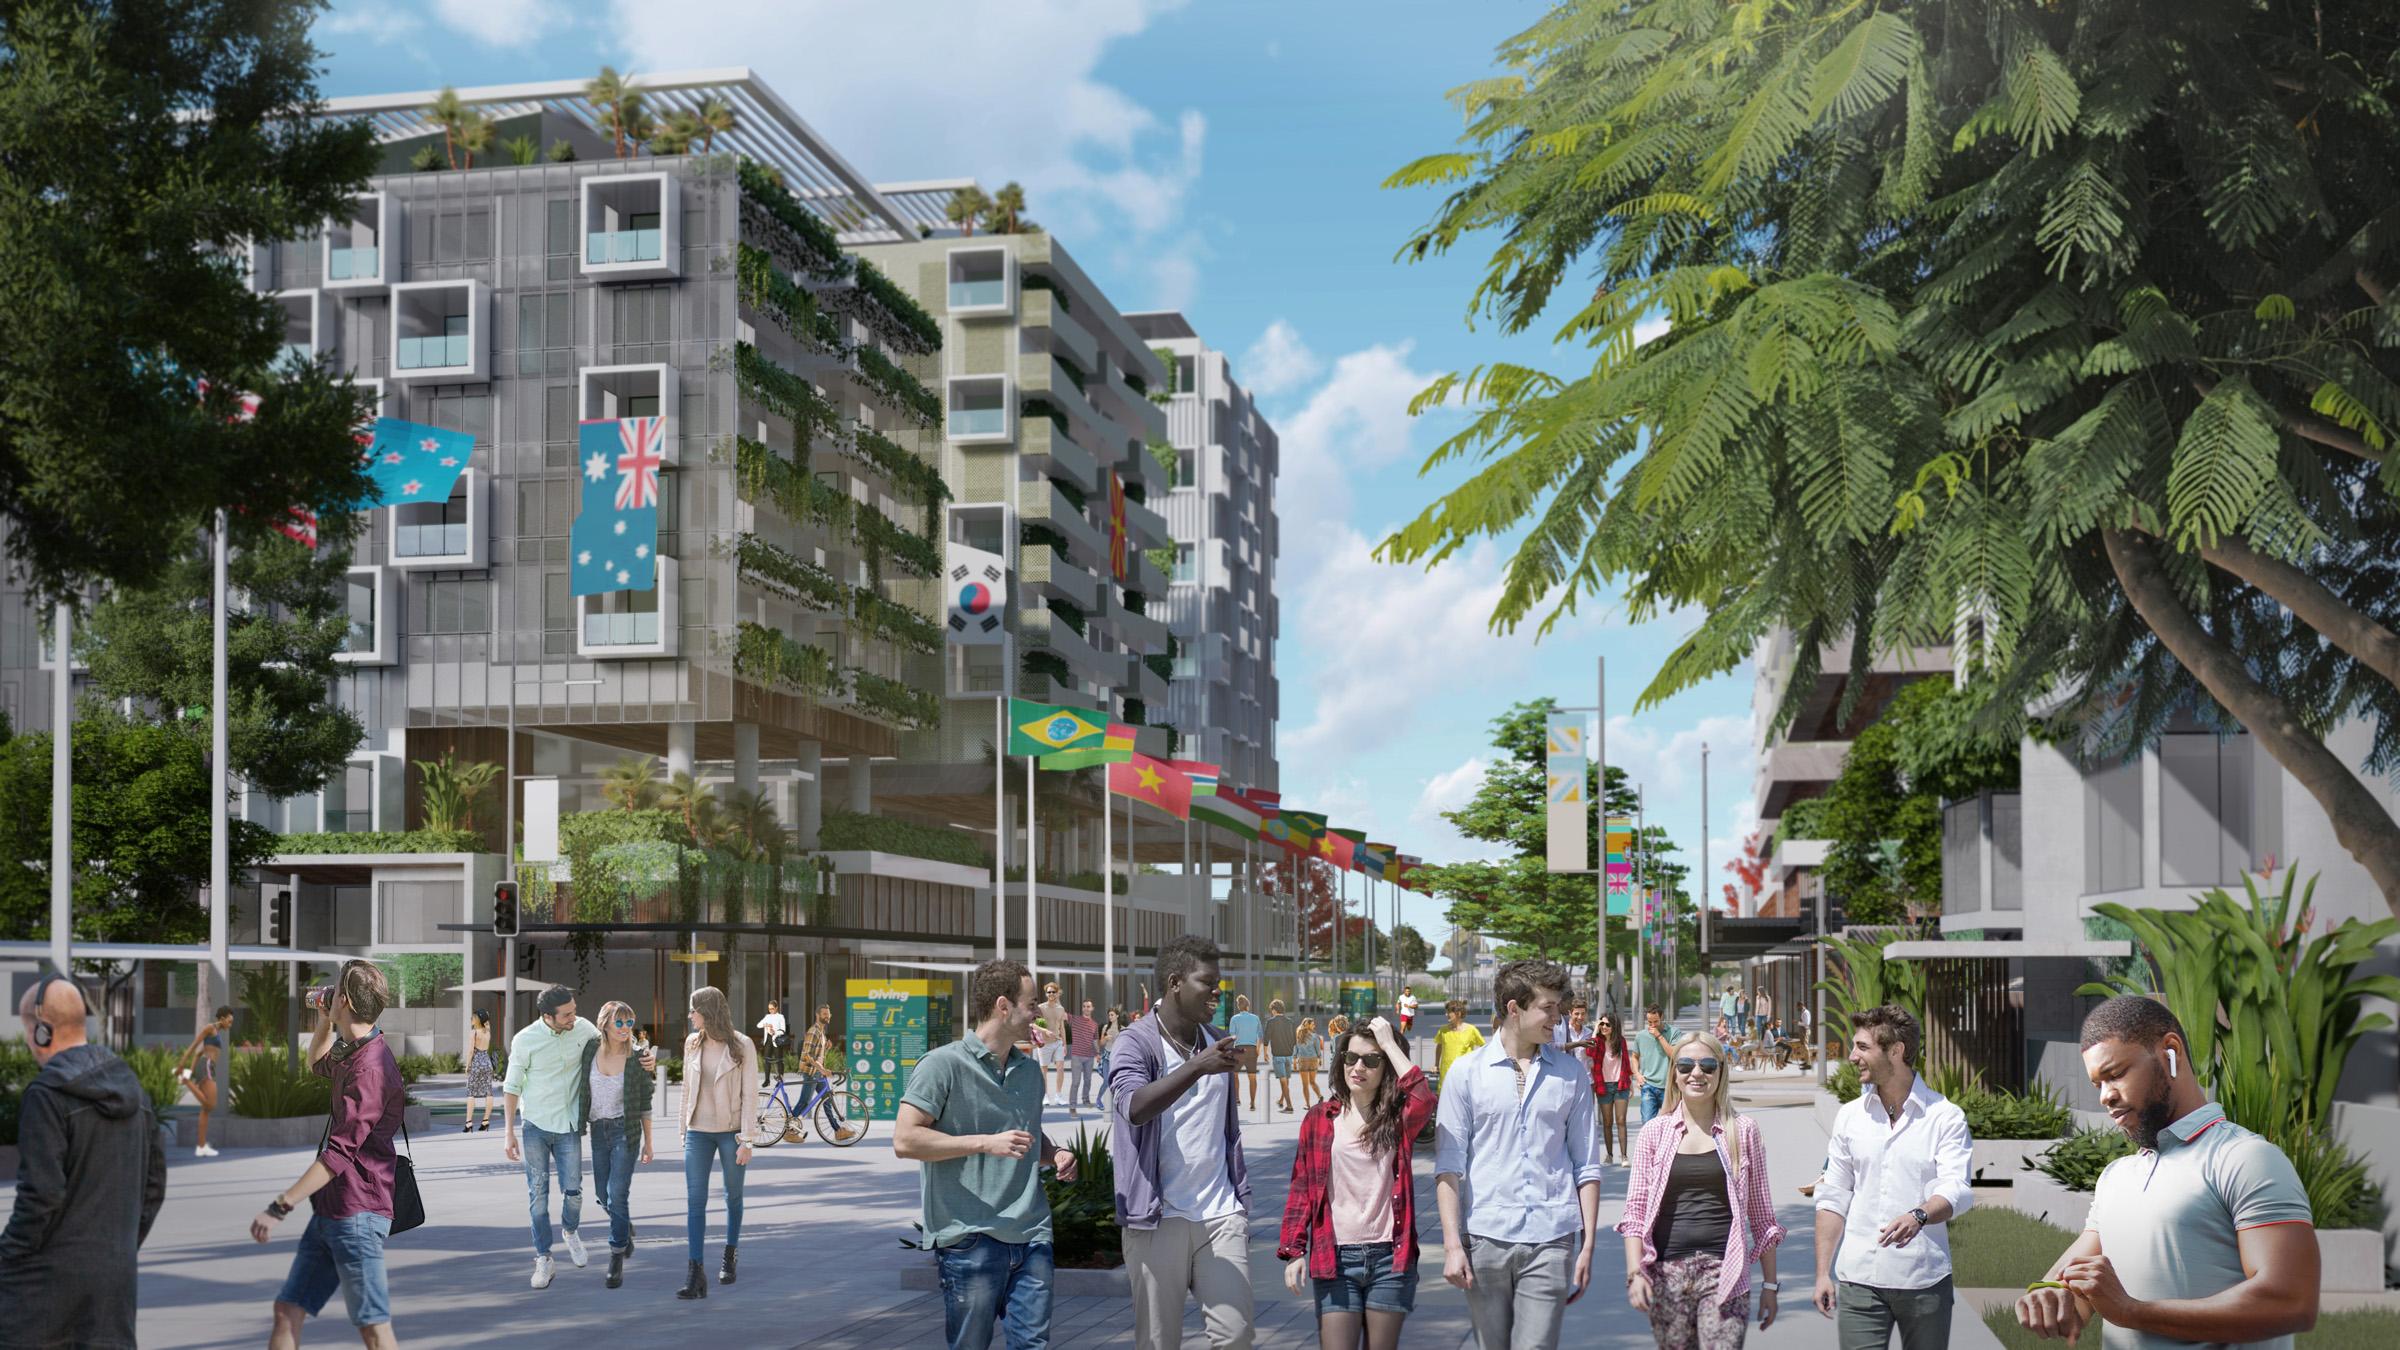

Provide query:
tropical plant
left=379, top=953, right=463, bottom=1007
left=426, top=85, right=468, bottom=169
left=945, top=185, right=993, bottom=236
left=695, top=96, right=737, bottom=153
left=1814, top=928, right=1928, bottom=1030
left=659, top=771, right=717, bottom=844
left=1377, top=0, right=2400, bottom=918
left=599, top=755, right=662, bottom=812
left=1828, top=1057, right=1862, bottom=1104
left=719, top=787, right=789, bottom=863
left=818, top=808, right=988, bottom=869
left=408, top=144, right=442, bottom=173
left=648, top=109, right=701, bottom=157
left=502, top=133, right=539, bottom=166
left=235, top=959, right=299, bottom=1045
left=990, top=181, right=1031, bottom=234
left=2027, top=1127, right=2136, bottom=1192
left=230, top=1050, right=333, bottom=1119
left=1043, top=1125, right=1122, bottom=1268
left=1927, top=1067, right=2072, bottom=1141
left=413, top=752, right=500, bottom=835
left=546, top=138, right=577, bottom=164
left=119, top=1046, right=188, bottom=1117
left=584, top=66, right=633, bottom=158
left=456, top=109, right=494, bottom=169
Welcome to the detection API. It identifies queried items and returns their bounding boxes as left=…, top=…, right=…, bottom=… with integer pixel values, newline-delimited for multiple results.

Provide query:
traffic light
left=492, top=881, right=519, bottom=938
left=263, top=888, right=291, bottom=946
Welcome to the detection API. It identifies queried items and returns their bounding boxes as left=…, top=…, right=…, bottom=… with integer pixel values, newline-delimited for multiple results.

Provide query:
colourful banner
left=1039, top=721, right=1135, bottom=771
left=1605, top=812, right=1633, bottom=916
left=1546, top=713, right=1588, bottom=873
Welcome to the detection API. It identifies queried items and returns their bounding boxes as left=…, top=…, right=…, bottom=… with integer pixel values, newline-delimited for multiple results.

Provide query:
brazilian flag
left=1007, top=698, right=1108, bottom=756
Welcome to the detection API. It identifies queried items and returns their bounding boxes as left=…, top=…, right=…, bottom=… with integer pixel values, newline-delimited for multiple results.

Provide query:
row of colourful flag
left=1004, top=698, right=1431, bottom=892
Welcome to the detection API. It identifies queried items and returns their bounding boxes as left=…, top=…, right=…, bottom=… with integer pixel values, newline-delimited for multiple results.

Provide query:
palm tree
left=457, top=110, right=494, bottom=170
left=720, top=788, right=788, bottom=862
left=991, top=182, right=1027, bottom=234
left=599, top=755, right=661, bottom=812
left=584, top=66, right=634, bottom=159
left=659, top=771, right=716, bottom=844
left=696, top=96, right=737, bottom=153
left=945, top=185, right=992, bottom=236
left=427, top=86, right=469, bottom=170
left=502, top=134, right=540, bottom=166
left=609, top=94, right=657, bottom=159
left=648, top=110, right=701, bottom=157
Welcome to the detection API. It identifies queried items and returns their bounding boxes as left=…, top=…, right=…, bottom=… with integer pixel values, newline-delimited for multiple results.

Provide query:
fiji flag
left=570, top=417, right=666, bottom=597
left=359, top=417, right=476, bottom=511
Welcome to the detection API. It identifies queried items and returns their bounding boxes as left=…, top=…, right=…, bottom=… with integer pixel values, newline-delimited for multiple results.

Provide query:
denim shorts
left=1272, top=1055, right=1293, bottom=1079
left=1312, top=1241, right=1418, bottom=1315
left=276, top=1210, right=392, bottom=1327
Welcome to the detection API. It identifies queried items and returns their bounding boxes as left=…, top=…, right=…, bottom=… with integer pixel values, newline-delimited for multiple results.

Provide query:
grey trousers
left=1124, top=1214, right=1253, bottom=1350
left=1837, top=1276, right=1955, bottom=1350
left=1465, top=1234, right=1574, bottom=1350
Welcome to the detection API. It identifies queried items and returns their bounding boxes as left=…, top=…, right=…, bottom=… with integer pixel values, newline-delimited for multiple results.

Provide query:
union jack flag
left=613, top=415, right=666, bottom=511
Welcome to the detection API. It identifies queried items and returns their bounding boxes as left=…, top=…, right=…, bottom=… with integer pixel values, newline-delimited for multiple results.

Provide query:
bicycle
left=755, top=1071, right=871, bottom=1148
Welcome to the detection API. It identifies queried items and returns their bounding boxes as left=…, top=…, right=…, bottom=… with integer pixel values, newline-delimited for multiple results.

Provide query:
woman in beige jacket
left=677, top=985, right=758, bottom=1300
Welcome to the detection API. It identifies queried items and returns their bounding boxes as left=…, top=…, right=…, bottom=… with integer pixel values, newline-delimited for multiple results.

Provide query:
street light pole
left=50, top=602, right=72, bottom=977
left=501, top=651, right=599, bottom=1044
left=209, top=512, right=230, bottom=1010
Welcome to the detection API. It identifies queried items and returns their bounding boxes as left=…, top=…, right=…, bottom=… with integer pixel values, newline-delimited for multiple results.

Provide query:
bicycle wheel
left=755, top=1097, right=793, bottom=1148
left=813, top=1089, right=873, bottom=1147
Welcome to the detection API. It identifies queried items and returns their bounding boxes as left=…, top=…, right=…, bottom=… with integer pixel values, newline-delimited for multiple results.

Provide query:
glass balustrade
left=328, top=246, right=379, bottom=280
left=586, top=229, right=663, bottom=264
left=949, top=279, right=1007, bottom=308
left=394, top=522, right=469, bottom=558
left=396, top=334, right=471, bottom=370
left=583, top=610, right=660, bottom=646
left=950, top=407, right=1007, bottom=437
left=276, top=343, right=313, bottom=370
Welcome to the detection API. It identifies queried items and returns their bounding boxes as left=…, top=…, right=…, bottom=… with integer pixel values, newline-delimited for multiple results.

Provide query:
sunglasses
left=1676, top=1058, right=1722, bottom=1076
left=612, top=1018, right=637, bottom=1028
left=1338, top=1051, right=1388, bottom=1070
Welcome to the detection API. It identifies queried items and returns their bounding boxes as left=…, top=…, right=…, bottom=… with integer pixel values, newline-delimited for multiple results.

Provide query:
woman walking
left=176, top=1005, right=234, bottom=1156
left=582, top=1000, right=654, bottom=1290
left=1590, top=1012, right=1636, bottom=1165
left=1277, top=1016, right=1438, bottom=1350
left=677, top=986, right=758, bottom=1299
left=1291, top=1016, right=1324, bottom=1109
left=464, top=1011, right=497, bottom=1132
left=1618, top=1031, right=1784, bottom=1348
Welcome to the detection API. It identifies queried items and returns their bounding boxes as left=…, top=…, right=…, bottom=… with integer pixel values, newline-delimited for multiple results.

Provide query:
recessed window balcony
left=386, top=467, right=486, bottom=570
left=388, top=279, right=487, bottom=383
left=323, top=193, right=398, bottom=294
left=334, top=565, right=400, bottom=665
left=948, top=374, right=1012, bottom=444
left=577, top=556, right=679, bottom=657
left=948, top=246, right=1013, bottom=316
left=582, top=172, right=679, bottom=282
left=579, top=364, right=680, bottom=465
left=276, top=290, right=330, bottom=371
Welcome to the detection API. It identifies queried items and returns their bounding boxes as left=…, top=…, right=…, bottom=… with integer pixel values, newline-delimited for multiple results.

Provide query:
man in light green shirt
left=895, top=960, right=1077, bottom=1348
left=502, top=986, right=647, bottom=1288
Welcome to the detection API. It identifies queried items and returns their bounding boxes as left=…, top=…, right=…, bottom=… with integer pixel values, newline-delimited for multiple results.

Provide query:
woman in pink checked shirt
left=1616, top=1031, right=1785, bottom=1349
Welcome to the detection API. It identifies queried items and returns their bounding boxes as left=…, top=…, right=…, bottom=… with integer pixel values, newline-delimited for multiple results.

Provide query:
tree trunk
left=2194, top=534, right=2400, bottom=691
left=2103, top=530, right=2400, bottom=917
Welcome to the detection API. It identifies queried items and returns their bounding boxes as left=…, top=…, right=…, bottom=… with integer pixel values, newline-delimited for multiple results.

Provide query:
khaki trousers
left=1124, top=1213, right=1254, bottom=1349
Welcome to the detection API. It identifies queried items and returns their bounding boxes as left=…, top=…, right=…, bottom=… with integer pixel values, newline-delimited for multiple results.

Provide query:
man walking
left=1719, top=983, right=1738, bottom=1033
left=2016, top=996, right=2318, bottom=1350
left=894, top=959, right=1078, bottom=1350
left=504, top=985, right=649, bottom=1288
left=1036, top=983, right=1068, bottom=1106
left=1397, top=988, right=1420, bottom=1033
left=1109, top=935, right=1254, bottom=1350
left=1262, top=999, right=1297, bottom=1112
left=756, top=1000, right=788, bottom=1087
left=1811, top=1006, right=1973, bottom=1349
left=1434, top=959, right=1605, bottom=1350
left=1, top=973, right=166, bottom=1349
left=1434, top=998, right=1485, bottom=1088
left=1634, top=1005, right=1675, bottom=1124
left=252, top=962, right=405, bottom=1349
left=1226, top=994, right=1263, bottom=1112
left=1065, top=999, right=1100, bottom=1114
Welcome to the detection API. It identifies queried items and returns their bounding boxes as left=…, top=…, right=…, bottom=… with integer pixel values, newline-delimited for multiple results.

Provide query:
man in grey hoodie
left=0, top=972, right=167, bottom=1349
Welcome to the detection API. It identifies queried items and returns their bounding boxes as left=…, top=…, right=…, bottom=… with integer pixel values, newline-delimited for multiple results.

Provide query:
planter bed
left=177, top=1104, right=432, bottom=1149
left=903, top=1258, right=1128, bottom=1299
left=1970, top=1137, right=2060, bottom=1185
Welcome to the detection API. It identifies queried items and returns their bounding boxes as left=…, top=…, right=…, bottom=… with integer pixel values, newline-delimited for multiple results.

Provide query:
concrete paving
left=10, top=1052, right=2008, bottom=1349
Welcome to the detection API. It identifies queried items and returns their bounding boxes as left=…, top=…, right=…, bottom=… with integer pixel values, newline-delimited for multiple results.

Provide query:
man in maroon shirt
left=251, top=961, right=407, bottom=1349
left=1066, top=998, right=1102, bottom=1113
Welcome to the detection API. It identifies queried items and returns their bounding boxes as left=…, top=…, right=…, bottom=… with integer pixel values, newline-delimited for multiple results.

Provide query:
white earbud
left=2166, top=1048, right=2178, bottom=1080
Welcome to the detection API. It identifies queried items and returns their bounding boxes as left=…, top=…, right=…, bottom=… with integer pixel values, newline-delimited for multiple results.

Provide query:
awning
left=1882, top=939, right=2130, bottom=961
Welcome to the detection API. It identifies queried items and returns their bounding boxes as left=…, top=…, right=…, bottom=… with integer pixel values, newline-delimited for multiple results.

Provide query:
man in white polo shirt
left=2017, top=996, right=2318, bottom=1350
left=1811, top=1005, right=1973, bottom=1349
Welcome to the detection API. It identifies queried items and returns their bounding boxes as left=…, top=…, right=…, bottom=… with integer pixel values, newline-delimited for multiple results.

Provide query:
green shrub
left=2026, top=1126, right=2134, bottom=1191
left=271, top=829, right=484, bottom=856
left=393, top=1053, right=463, bottom=1084
left=0, top=1040, right=39, bottom=1146
left=2281, top=1127, right=2385, bottom=1231
left=820, top=809, right=989, bottom=869
left=1829, top=1058, right=1862, bottom=1102
left=1043, top=1125, right=1121, bottom=1268
left=1927, top=1068, right=2072, bottom=1140
left=230, top=1051, right=332, bottom=1119
left=121, top=1046, right=189, bottom=1116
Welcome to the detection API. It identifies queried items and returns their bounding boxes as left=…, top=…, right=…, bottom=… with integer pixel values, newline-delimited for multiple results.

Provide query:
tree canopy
left=1381, top=0, right=2400, bottom=915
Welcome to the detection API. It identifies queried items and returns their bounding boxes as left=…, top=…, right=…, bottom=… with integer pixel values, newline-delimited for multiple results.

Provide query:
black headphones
left=26, top=972, right=92, bottom=1049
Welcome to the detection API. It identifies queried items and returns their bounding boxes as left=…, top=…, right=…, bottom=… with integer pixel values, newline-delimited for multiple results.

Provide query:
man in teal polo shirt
left=2017, top=996, right=2318, bottom=1350
left=894, top=959, right=1078, bottom=1350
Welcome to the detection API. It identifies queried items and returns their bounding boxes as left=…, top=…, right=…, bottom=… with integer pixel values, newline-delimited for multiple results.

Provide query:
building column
left=795, top=741, right=823, bottom=849
left=733, top=723, right=759, bottom=797
left=667, top=720, right=697, bottom=779
left=848, top=755, right=872, bottom=815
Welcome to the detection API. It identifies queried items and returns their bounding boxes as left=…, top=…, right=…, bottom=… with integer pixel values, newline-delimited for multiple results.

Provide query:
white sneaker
left=194, top=1144, right=218, bottom=1158
left=530, top=1255, right=555, bottom=1289
left=563, top=1231, right=589, bottom=1268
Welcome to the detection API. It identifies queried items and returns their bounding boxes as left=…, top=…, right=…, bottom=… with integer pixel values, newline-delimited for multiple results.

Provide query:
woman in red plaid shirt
left=1275, top=1016, right=1439, bottom=1349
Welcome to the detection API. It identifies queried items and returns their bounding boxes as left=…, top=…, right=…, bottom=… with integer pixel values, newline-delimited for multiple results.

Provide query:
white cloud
left=1405, top=756, right=1489, bottom=863
left=1601, top=712, right=1755, bottom=801
left=427, top=0, right=556, bottom=43
left=1239, top=320, right=1323, bottom=396
left=324, top=6, right=424, bottom=43
left=1274, top=341, right=1442, bottom=576
left=1634, top=313, right=1672, bottom=346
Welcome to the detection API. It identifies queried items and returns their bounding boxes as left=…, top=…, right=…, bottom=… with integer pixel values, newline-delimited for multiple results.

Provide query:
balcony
left=1019, top=418, right=1099, bottom=495
left=579, top=364, right=681, bottom=465
left=1019, top=543, right=1097, bottom=611
left=388, top=279, right=487, bottom=383
left=275, top=290, right=330, bottom=371
left=322, top=193, right=397, bottom=294
left=948, top=374, right=1012, bottom=444
left=333, top=566, right=400, bottom=666
left=386, top=468, right=486, bottom=571
left=1940, top=789, right=2023, bottom=934
left=582, top=172, right=679, bottom=282
left=946, top=245, right=1013, bottom=317
left=578, top=556, right=679, bottom=658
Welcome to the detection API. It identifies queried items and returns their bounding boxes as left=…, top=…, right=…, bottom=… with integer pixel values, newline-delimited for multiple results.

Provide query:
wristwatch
left=1760, top=1281, right=1781, bottom=1292
left=266, top=1197, right=293, bottom=1219
left=1910, top=1207, right=1932, bottom=1227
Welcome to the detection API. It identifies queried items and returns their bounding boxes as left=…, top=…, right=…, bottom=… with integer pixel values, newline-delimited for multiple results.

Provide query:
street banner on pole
left=944, top=542, right=1008, bottom=643
left=1606, top=813, right=1635, bottom=915
left=1545, top=713, right=1587, bottom=872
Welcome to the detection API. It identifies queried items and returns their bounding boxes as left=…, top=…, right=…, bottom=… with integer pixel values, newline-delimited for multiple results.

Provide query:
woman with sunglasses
left=579, top=1001, right=655, bottom=1289
left=1617, top=1032, right=1784, bottom=1348
left=1277, top=1015, right=1438, bottom=1350
left=1589, top=1013, right=1636, bottom=1166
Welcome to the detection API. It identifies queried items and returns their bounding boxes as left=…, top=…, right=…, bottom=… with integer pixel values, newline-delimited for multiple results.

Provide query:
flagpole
left=49, top=601, right=71, bottom=978
left=995, top=681, right=1007, bottom=959
left=1103, top=771, right=1114, bottom=1012
left=1026, top=751, right=1038, bottom=976
left=1124, top=789, right=1134, bottom=995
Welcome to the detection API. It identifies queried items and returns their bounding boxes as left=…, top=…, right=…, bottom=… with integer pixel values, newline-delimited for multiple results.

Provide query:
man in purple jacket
left=1107, top=934, right=1254, bottom=1349
left=251, top=960, right=408, bottom=1349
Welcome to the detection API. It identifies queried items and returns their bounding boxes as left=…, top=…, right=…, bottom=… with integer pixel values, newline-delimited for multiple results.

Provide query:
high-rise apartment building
left=1123, top=312, right=1280, bottom=794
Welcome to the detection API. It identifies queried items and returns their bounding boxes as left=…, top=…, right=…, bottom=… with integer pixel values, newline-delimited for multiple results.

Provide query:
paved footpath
left=27, top=1053, right=2005, bottom=1349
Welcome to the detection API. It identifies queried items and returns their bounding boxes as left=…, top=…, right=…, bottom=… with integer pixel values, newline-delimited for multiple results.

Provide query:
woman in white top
left=677, top=985, right=758, bottom=1300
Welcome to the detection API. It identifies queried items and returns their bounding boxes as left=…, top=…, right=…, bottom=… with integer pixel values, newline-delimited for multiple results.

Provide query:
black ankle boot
left=606, top=1250, right=624, bottom=1289
left=719, top=1246, right=737, bottom=1285
left=676, top=1260, right=707, bottom=1299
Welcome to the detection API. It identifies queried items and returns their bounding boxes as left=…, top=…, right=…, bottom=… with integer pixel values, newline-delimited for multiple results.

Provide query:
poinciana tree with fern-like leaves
left=1380, top=0, right=2400, bottom=917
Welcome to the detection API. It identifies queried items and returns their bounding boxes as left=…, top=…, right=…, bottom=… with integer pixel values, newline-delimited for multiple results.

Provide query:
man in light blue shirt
left=1225, top=995, right=1263, bottom=1113
left=1435, top=959, right=1605, bottom=1350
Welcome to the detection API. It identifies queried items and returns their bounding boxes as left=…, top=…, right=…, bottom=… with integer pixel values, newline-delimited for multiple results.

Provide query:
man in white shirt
left=1397, top=989, right=1420, bottom=1033
left=1811, top=1005, right=1973, bottom=1349
left=755, top=1001, right=788, bottom=1087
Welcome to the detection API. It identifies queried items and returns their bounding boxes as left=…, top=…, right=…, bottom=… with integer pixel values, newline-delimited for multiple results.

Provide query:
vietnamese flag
left=1316, top=831, right=1357, bottom=871
left=1109, top=752, right=1192, bottom=820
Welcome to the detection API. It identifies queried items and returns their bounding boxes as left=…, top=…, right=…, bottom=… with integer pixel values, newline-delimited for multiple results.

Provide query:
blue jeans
left=275, top=1211, right=391, bottom=1327
left=935, top=1235, right=1054, bottom=1350
left=684, top=1130, right=746, bottom=1263
left=589, top=1117, right=639, bottom=1253
left=521, top=1121, right=583, bottom=1254
left=1640, top=1082, right=1666, bottom=1122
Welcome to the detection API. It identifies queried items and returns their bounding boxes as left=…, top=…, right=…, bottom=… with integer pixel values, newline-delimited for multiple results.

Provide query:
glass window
left=1173, top=544, right=1195, bottom=584
left=413, top=579, right=492, bottom=635
left=2160, top=733, right=2254, bottom=886
left=546, top=199, right=575, bottom=281
left=1943, top=797, right=1980, bottom=915
left=2084, top=754, right=2144, bottom=893
left=342, top=573, right=378, bottom=653
left=517, top=292, right=574, bottom=376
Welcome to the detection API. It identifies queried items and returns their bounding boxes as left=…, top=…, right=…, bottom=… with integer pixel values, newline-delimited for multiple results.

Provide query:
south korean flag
left=944, top=542, right=1009, bottom=644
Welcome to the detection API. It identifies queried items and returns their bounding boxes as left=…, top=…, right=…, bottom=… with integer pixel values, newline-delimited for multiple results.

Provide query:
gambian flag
left=1108, top=752, right=1192, bottom=820
left=1040, top=721, right=1135, bottom=771
left=1007, top=699, right=1109, bottom=756
left=1191, top=790, right=1260, bottom=839
left=1168, top=759, right=1221, bottom=796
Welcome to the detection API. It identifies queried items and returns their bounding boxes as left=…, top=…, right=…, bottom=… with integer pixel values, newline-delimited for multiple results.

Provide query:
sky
left=314, top=0, right=1766, bottom=946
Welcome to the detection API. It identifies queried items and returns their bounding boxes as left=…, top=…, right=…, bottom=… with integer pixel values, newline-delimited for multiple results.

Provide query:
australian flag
left=359, top=417, right=476, bottom=511
left=571, top=417, right=665, bottom=597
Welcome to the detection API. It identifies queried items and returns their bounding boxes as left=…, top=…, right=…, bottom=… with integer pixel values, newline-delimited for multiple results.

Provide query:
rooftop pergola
left=317, top=68, right=919, bottom=243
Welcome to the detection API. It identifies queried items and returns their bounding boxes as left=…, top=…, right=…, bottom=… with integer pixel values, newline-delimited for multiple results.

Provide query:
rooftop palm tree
left=696, top=96, right=737, bottom=153
left=457, top=110, right=494, bottom=170
left=648, top=109, right=701, bottom=157
left=945, top=185, right=992, bottom=237
left=599, top=755, right=661, bottom=812
left=607, top=95, right=657, bottom=159
left=991, top=182, right=1027, bottom=234
left=584, top=66, right=635, bottom=159
left=427, top=86, right=469, bottom=170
